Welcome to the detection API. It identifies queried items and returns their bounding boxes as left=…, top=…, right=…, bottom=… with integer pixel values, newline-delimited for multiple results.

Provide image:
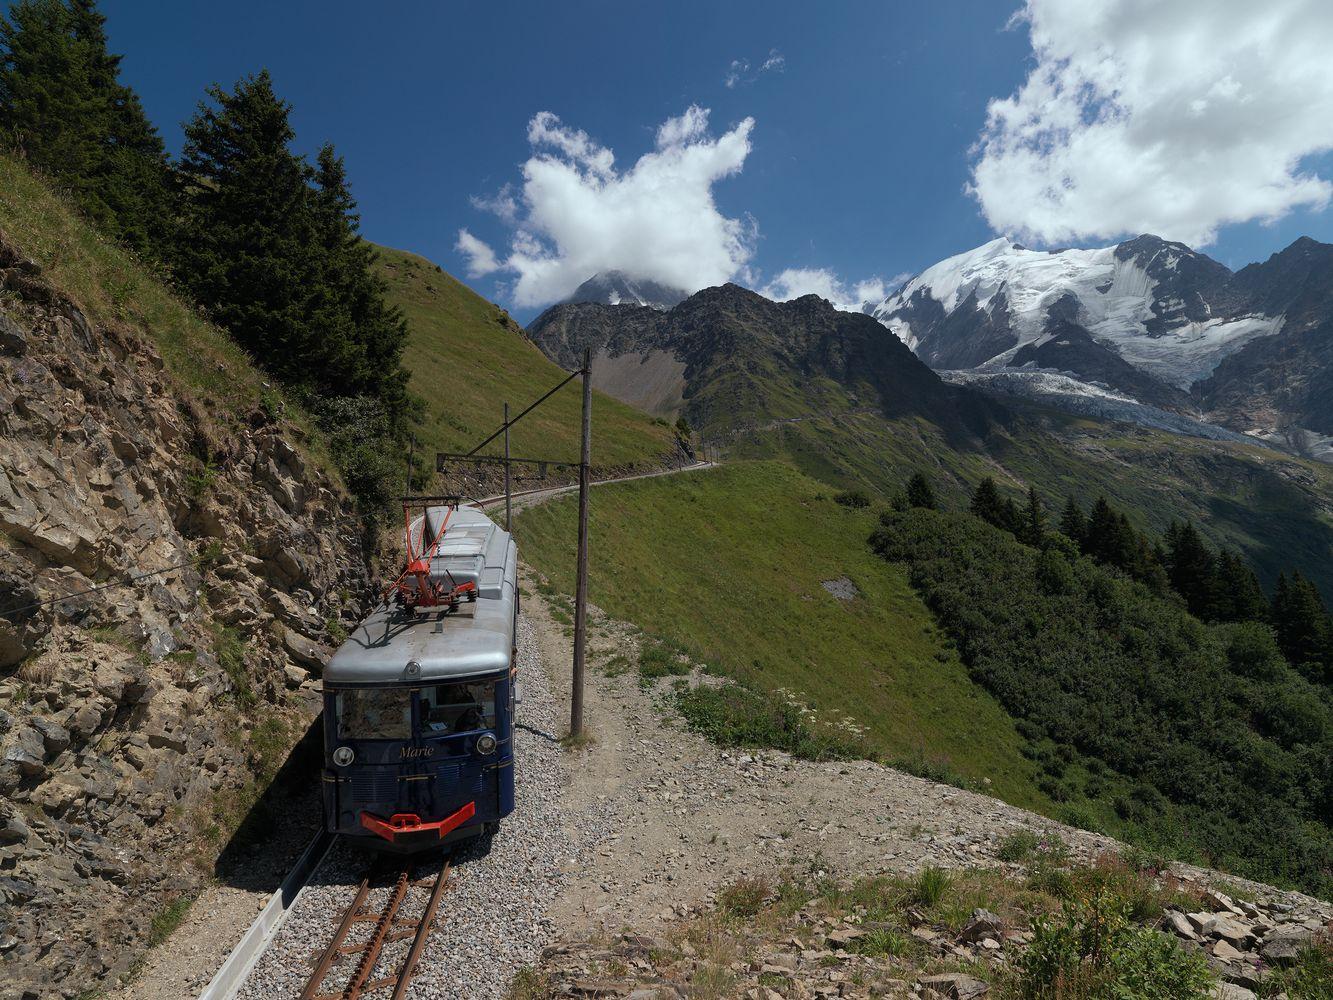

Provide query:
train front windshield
left=334, top=682, right=497, bottom=739
left=420, top=681, right=496, bottom=735
left=337, top=688, right=411, bottom=740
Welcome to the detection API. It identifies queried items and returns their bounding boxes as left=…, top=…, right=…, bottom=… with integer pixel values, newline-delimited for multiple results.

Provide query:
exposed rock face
left=0, top=235, right=370, bottom=998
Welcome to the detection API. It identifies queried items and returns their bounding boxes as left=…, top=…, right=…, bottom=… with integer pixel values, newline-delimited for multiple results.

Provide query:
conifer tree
left=1018, top=486, right=1045, bottom=548
left=1272, top=572, right=1332, bottom=681
left=1164, top=521, right=1219, bottom=619
left=176, top=71, right=323, bottom=386
left=969, top=477, right=1006, bottom=528
left=1085, top=497, right=1122, bottom=565
left=1215, top=551, right=1267, bottom=623
left=905, top=472, right=937, bottom=510
left=1059, top=496, right=1087, bottom=549
left=0, top=0, right=171, bottom=256
left=310, top=143, right=408, bottom=416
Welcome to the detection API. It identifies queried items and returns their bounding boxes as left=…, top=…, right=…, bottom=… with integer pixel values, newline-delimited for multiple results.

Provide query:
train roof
left=324, top=505, right=517, bottom=685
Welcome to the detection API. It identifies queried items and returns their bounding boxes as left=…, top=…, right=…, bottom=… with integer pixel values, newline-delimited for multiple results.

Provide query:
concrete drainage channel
left=199, top=831, right=334, bottom=999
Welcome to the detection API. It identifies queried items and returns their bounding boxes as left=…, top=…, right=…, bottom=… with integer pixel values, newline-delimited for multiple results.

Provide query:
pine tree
left=176, top=71, right=323, bottom=385
left=1059, top=497, right=1087, bottom=549
left=1018, top=486, right=1045, bottom=548
left=310, top=143, right=408, bottom=416
left=969, top=477, right=1006, bottom=528
left=0, top=0, right=171, bottom=257
left=1085, top=497, right=1124, bottom=566
left=1272, top=571, right=1332, bottom=681
left=905, top=472, right=937, bottom=510
left=1214, top=551, right=1267, bottom=623
left=1164, top=521, right=1219, bottom=619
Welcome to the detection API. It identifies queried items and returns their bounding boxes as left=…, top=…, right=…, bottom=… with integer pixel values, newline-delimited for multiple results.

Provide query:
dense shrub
left=833, top=489, right=871, bottom=509
left=1018, top=885, right=1212, bottom=999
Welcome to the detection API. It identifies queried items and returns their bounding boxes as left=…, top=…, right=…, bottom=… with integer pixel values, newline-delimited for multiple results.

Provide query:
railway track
left=300, top=854, right=453, bottom=1000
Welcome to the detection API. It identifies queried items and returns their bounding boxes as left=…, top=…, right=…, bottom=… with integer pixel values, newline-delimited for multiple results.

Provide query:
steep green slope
left=724, top=404, right=1333, bottom=599
left=514, top=461, right=1051, bottom=811
left=373, top=246, right=675, bottom=480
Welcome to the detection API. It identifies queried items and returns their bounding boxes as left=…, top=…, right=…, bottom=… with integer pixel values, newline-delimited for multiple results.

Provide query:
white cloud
left=463, top=106, right=756, bottom=308
left=724, top=49, right=785, bottom=89
left=455, top=229, right=500, bottom=277
left=970, top=0, right=1333, bottom=247
left=760, top=268, right=892, bottom=313
left=470, top=185, right=518, bottom=224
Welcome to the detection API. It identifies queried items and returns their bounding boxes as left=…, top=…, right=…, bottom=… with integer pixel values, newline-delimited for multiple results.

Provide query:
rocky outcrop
left=0, top=234, right=370, bottom=998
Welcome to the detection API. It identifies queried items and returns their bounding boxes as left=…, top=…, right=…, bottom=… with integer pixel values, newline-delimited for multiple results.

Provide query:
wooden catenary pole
left=571, top=347, right=592, bottom=737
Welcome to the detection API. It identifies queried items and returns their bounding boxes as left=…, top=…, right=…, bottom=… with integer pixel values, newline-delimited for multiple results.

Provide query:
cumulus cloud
left=462, top=106, right=756, bottom=308
left=970, top=0, right=1333, bottom=246
left=760, top=268, right=896, bottom=313
left=455, top=229, right=500, bottom=277
left=725, top=49, right=785, bottom=89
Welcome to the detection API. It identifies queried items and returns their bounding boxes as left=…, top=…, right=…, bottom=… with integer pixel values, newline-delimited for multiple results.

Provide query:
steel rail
left=390, top=857, right=453, bottom=1000
left=299, top=855, right=453, bottom=1000
left=299, top=870, right=373, bottom=1000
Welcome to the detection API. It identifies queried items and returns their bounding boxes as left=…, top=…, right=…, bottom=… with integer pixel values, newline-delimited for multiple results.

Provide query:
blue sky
left=87, top=0, right=1333, bottom=320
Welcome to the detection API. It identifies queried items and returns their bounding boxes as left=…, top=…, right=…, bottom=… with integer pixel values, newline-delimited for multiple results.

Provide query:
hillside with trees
left=871, top=484, right=1333, bottom=896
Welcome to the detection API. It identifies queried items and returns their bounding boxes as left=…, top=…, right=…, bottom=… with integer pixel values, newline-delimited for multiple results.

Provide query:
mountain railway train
left=321, top=499, right=518, bottom=852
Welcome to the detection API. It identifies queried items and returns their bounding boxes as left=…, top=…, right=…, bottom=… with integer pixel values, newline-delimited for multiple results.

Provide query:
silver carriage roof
left=325, top=505, right=517, bottom=685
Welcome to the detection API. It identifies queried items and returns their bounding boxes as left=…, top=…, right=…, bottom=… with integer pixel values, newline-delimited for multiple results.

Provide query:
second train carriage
left=321, top=501, right=518, bottom=851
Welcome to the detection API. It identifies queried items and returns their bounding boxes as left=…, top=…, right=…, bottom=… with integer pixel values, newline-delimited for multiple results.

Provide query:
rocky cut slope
left=872, top=234, right=1333, bottom=459
left=0, top=228, right=369, bottom=998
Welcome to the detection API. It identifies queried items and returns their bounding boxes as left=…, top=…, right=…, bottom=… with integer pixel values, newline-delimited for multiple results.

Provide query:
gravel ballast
left=237, top=615, right=603, bottom=999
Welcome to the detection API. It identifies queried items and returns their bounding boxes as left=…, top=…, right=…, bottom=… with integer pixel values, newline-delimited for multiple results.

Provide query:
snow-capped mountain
left=870, top=234, right=1333, bottom=460
left=563, top=270, right=688, bottom=311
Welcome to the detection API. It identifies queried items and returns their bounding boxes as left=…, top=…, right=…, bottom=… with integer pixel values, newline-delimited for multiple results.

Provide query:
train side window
left=336, top=688, right=411, bottom=740
left=420, top=681, right=496, bottom=734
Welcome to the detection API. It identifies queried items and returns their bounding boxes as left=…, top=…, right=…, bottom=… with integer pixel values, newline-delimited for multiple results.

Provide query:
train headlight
left=405, top=659, right=422, bottom=679
left=333, top=746, right=355, bottom=767
left=475, top=732, right=497, bottom=756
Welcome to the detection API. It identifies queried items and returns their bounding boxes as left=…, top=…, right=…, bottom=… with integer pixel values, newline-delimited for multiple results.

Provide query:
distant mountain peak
left=563, top=270, right=689, bottom=311
left=870, top=233, right=1333, bottom=460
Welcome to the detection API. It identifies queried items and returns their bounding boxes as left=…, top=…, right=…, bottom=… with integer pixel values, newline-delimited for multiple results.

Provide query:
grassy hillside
left=723, top=405, right=1333, bottom=598
left=514, top=460, right=1051, bottom=812
left=373, top=245, right=675, bottom=481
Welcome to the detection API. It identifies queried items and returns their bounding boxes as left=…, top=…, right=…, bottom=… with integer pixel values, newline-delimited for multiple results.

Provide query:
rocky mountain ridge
left=529, top=282, right=1000, bottom=441
left=563, top=270, right=689, bottom=311
left=0, top=232, right=370, bottom=998
left=871, top=234, right=1333, bottom=460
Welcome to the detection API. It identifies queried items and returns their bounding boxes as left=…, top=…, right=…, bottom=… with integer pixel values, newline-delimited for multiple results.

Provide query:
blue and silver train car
left=321, top=503, right=518, bottom=852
